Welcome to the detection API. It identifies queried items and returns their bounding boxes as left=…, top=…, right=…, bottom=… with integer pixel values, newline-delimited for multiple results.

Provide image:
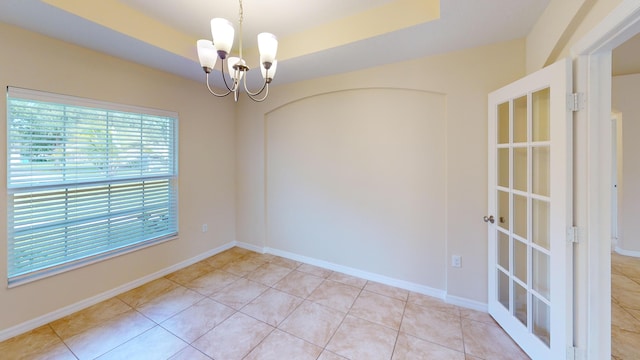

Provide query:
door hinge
left=568, top=226, right=579, bottom=244
left=568, top=93, right=585, bottom=112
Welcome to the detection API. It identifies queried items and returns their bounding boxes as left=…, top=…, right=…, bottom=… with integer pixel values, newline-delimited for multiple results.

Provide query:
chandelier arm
left=246, top=83, right=269, bottom=102
left=242, top=73, right=268, bottom=96
left=201, top=0, right=273, bottom=102
left=205, top=72, right=232, bottom=97
left=220, top=58, right=238, bottom=92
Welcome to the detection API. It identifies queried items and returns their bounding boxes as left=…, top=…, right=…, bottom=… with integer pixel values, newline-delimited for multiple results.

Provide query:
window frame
left=6, top=87, right=179, bottom=287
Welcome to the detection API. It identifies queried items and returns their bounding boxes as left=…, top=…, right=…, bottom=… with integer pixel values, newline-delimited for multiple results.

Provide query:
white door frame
left=571, top=1, right=640, bottom=358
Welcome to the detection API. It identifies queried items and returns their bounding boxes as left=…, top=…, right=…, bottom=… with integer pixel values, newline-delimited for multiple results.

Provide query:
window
left=6, top=87, right=178, bottom=286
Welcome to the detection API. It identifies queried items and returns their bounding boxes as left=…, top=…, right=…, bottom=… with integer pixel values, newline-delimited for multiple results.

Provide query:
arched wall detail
left=263, top=87, right=448, bottom=289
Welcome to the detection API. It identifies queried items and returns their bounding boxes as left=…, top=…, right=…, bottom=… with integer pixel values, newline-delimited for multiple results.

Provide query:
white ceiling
left=0, top=0, right=555, bottom=86
left=124, top=0, right=398, bottom=45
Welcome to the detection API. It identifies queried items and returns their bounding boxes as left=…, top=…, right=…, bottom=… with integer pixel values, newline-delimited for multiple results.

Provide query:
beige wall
left=0, top=0, right=629, bottom=344
left=556, top=0, right=622, bottom=58
left=526, top=0, right=592, bottom=73
left=236, top=39, right=526, bottom=303
left=266, top=88, right=447, bottom=288
left=0, top=23, right=236, bottom=334
left=612, top=74, right=640, bottom=253
left=526, top=0, right=622, bottom=73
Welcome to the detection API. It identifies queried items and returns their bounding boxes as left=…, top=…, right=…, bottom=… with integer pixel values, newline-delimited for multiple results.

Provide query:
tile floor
left=611, top=252, right=640, bottom=359
left=0, top=247, right=529, bottom=359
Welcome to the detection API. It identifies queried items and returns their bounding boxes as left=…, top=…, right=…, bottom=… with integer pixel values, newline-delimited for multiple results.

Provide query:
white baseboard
left=2, top=241, right=490, bottom=342
left=0, top=242, right=234, bottom=342
left=445, top=294, right=488, bottom=312
left=614, top=246, right=640, bottom=258
left=263, top=247, right=489, bottom=311
left=263, top=246, right=449, bottom=301
left=234, top=241, right=267, bottom=254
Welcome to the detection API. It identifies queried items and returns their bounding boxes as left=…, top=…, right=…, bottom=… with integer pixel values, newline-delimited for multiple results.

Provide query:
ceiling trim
left=43, top=0, right=194, bottom=58
left=43, top=0, right=439, bottom=69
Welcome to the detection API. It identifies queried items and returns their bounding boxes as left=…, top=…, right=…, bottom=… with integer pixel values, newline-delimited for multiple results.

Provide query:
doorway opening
left=609, top=31, right=640, bottom=358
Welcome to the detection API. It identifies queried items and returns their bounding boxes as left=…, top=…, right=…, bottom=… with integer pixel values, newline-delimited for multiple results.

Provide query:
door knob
left=483, top=215, right=495, bottom=224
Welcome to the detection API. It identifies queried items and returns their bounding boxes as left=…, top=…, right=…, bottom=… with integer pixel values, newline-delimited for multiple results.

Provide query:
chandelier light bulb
left=196, top=39, right=217, bottom=71
left=197, top=0, right=277, bottom=102
left=257, top=32, right=278, bottom=66
left=210, top=18, right=234, bottom=58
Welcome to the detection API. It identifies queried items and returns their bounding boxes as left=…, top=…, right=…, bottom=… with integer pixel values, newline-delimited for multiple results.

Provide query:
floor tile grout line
left=320, top=302, right=351, bottom=359
left=406, top=296, right=466, bottom=318
left=279, top=295, right=349, bottom=352
left=237, top=255, right=314, bottom=358
left=186, top=307, right=241, bottom=349
left=239, top=322, right=278, bottom=360
left=59, top=304, right=157, bottom=360
left=48, top=323, right=80, bottom=360
left=403, top=298, right=472, bottom=357
left=231, top=280, right=305, bottom=344
left=315, top=276, right=369, bottom=358
left=346, top=294, right=406, bottom=332
left=389, top=290, right=409, bottom=360
left=230, top=275, right=304, bottom=359
left=612, top=262, right=640, bottom=331
left=457, top=303, right=468, bottom=358
left=269, top=290, right=342, bottom=357
left=48, top=300, right=137, bottom=346
left=93, top=324, right=159, bottom=359
left=161, top=298, right=236, bottom=345
left=615, top=304, right=640, bottom=330
left=2, top=248, right=535, bottom=359
left=240, top=258, right=405, bottom=357
left=206, top=277, right=270, bottom=312
left=179, top=345, right=214, bottom=360
left=234, top=277, right=336, bottom=357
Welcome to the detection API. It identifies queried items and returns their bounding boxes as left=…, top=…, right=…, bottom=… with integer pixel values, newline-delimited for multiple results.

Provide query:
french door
left=487, top=59, right=573, bottom=359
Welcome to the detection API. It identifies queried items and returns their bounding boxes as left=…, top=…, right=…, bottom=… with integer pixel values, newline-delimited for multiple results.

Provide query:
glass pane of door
left=498, top=190, right=510, bottom=231
left=514, top=96, right=527, bottom=143
left=533, top=249, right=550, bottom=299
left=493, top=86, right=554, bottom=353
left=498, top=102, right=510, bottom=144
left=514, top=282, right=528, bottom=326
left=498, top=148, right=510, bottom=188
left=513, top=239, right=528, bottom=283
left=499, top=270, right=510, bottom=309
left=533, top=297, right=551, bottom=346
left=532, top=199, right=550, bottom=249
left=498, top=231, right=510, bottom=271
left=532, top=88, right=550, bottom=142
left=533, top=146, right=550, bottom=196
left=488, top=58, right=572, bottom=360
left=513, top=194, right=528, bottom=239
left=514, top=148, right=528, bottom=191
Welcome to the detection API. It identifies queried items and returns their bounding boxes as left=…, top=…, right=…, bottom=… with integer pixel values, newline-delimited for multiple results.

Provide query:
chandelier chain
left=238, top=0, right=244, bottom=60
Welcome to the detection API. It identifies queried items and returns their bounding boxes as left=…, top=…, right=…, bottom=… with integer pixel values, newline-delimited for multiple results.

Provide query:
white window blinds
left=6, top=87, right=178, bottom=286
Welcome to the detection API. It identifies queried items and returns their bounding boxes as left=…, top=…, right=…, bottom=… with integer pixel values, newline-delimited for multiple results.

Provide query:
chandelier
left=196, top=0, right=278, bottom=102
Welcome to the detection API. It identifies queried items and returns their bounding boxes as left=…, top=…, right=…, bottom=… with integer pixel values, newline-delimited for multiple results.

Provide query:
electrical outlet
left=452, top=255, right=462, bottom=268
left=202, top=224, right=208, bottom=233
